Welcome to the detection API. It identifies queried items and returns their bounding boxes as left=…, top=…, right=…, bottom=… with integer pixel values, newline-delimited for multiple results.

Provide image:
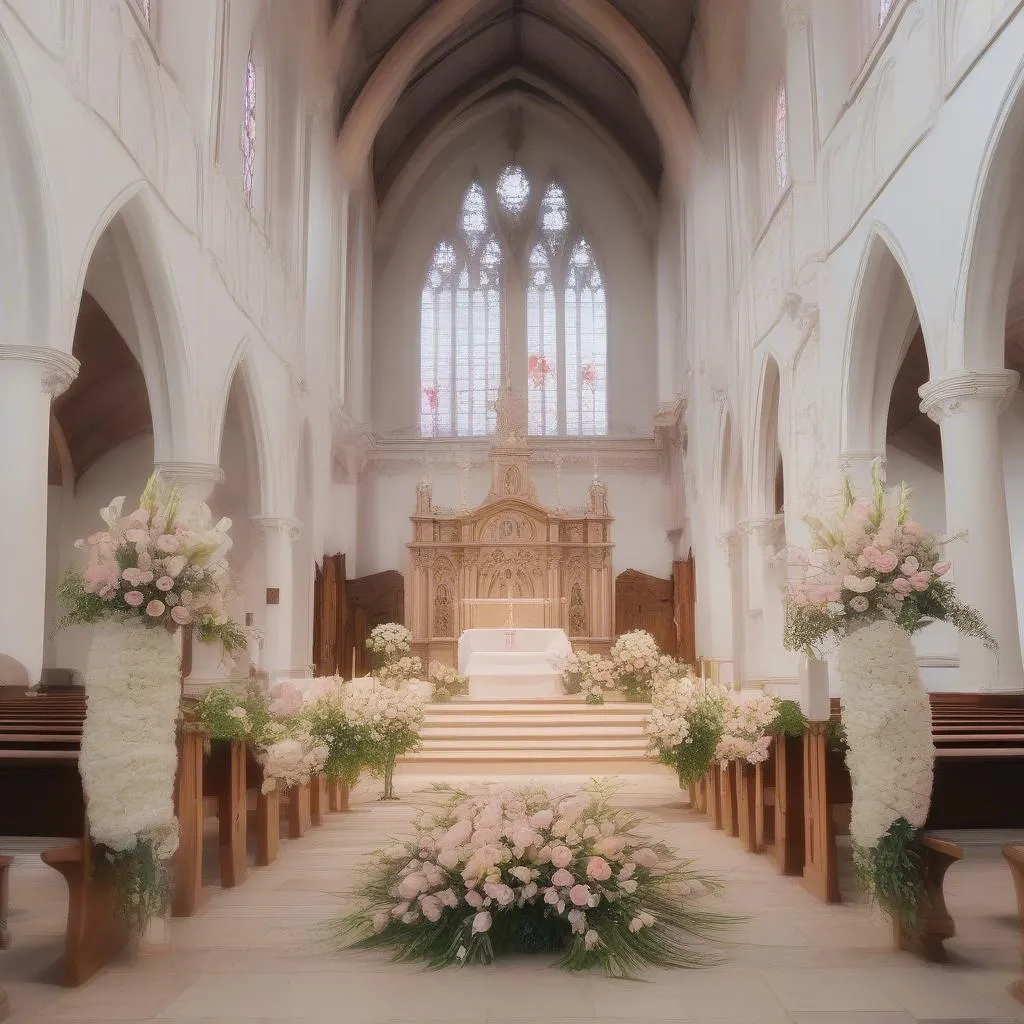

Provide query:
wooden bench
left=893, top=834, right=962, bottom=962
left=203, top=739, right=248, bottom=889
left=245, top=748, right=280, bottom=867
left=1005, top=844, right=1024, bottom=1004
left=0, top=854, right=10, bottom=950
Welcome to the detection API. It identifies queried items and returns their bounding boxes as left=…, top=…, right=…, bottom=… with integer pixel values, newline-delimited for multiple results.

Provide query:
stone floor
left=2, top=769, right=1023, bottom=1024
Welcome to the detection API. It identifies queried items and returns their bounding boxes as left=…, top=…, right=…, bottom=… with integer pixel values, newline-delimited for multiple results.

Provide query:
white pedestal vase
left=80, top=619, right=182, bottom=931
left=836, top=620, right=934, bottom=925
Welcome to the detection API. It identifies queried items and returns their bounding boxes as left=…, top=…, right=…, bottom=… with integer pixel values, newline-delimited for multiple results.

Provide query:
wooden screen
left=345, top=571, right=404, bottom=678
left=614, top=570, right=675, bottom=656
left=673, top=554, right=697, bottom=667
left=313, top=554, right=346, bottom=677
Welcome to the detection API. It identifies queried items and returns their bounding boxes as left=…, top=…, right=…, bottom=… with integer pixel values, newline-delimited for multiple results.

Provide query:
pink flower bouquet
left=57, top=474, right=248, bottom=652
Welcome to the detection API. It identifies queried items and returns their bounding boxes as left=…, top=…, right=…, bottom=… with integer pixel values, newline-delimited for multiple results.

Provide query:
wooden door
left=673, top=554, right=696, bottom=666
left=345, top=571, right=405, bottom=677
left=614, top=570, right=675, bottom=655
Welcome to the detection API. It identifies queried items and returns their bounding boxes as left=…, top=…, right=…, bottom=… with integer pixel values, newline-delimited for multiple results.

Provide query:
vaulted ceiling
left=335, top=0, right=698, bottom=201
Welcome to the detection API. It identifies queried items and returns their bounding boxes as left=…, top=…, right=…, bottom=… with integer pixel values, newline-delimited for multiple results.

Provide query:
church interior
left=3, top=0, right=1024, bottom=1021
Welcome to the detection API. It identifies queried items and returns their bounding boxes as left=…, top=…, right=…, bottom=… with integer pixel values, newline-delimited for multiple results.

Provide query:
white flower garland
left=80, top=619, right=181, bottom=858
left=836, top=620, right=934, bottom=848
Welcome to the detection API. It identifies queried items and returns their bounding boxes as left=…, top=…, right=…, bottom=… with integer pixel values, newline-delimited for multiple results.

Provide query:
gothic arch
left=841, top=225, right=931, bottom=454
left=70, top=188, right=191, bottom=463
left=749, top=353, right=786, bottom=519
left=335, top=0, right=694, bottom=189
left=959, top=51, right=1024, bottom=370
left=0, top=25, right=58, bottom=345
left=713, top=403, right=742, bottom=534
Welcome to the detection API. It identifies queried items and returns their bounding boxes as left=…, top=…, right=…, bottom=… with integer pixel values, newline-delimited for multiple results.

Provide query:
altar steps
left=401, top=700, right=655, bottom=773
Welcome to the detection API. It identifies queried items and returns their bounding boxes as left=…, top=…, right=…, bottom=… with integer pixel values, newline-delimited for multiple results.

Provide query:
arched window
left=241, top=51, right=257, bottom=208
left=420, top=184, right=502, bottom=437
left=877, top=0, right=894, bottom=27
left=773, top=82, right=789, bottom=193
left=418, top=170, right=608, bottom=438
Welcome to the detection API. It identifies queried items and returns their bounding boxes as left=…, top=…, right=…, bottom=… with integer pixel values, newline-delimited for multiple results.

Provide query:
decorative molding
left=0, top=345, right=80, bottom=397
left=154, top=461, right=225, bottom=488
left=331, top=400, right=373, bottom=481
left=919, top=370, right=1020, bottom=424
left=251, top=515, right=302, bottom=543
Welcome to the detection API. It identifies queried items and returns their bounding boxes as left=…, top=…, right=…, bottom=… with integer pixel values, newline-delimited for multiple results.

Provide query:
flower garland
left=558, top=651, right=616, bottom=704
left=784, top=467, right=993, bottom=930
left=339, top=783, right=729, bottom=974
left=429, top=662, right=469, bottom=702
left=609, top=630, right=661, bottom=702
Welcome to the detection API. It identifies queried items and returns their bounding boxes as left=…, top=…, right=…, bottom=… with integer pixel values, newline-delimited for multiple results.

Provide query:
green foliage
left=301, top=697, right=365, bottom=785
left=783, top=602, right=846, bottom=657
left=55, top=569, right=111, bottom=631
left=196, top=616, right=250, bottom=655
left=853, top=818, right=923, bottom=934
left=824, top=718, right=848, bottom=754
left=92, top=838, right=171, bottom=937
left=194, top=686, right=252, bottom=742
left=663, top=710, right=724, bottom=785
left=771, top=699, right=807, bottom=738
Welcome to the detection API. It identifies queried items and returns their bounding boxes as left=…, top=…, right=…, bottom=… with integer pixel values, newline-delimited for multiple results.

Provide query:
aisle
left=3, top=770, right=1023, bottom=1024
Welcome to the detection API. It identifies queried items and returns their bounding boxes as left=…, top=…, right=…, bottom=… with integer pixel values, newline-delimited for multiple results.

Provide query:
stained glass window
left=773, top=82, right=789, bottom=193
left=420, top=185, right=502, bottom=437
left=878, top=0, right=894, bottom=26
left=242, top=52, right=256, bottom=208
left=419, top=172, right=608, bottom=438
left=565, top=240, right=607, bottom=436
left=527, top=244, right=558, bottom=436
left=497, top=165, right=530, bottom=220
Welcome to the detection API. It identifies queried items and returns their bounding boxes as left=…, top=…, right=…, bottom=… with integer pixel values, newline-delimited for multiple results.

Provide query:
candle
left=351, top=647, right=356, bottom=680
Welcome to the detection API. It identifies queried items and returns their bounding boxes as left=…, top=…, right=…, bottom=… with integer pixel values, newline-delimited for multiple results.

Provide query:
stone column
left=152, top=461, right=224, bottom=504
left=0, top=346, right=79, bottom=687
left=251, top=516, right=300, bottom=677
left=919, top=370, right=1024, bottom=692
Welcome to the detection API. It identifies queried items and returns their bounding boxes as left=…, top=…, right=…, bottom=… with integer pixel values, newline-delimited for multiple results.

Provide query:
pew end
left=1005, top=844, right=1024, bottom=1004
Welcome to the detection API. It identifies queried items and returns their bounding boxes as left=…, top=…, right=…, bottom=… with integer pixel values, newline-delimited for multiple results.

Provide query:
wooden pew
left=0, top=854, right=10, bottom=950
left=328, top=780, right=350, bottom=812
left=735, top=761, right=758, bottom=853
left=172, top=726, right=207, bottom=917
left=1004, top=845, right=1024, bottom=1004
left=719, top=763, right=739, bottom=838
left=893, top=834, right=962, bottom=962
left=286, top=782, right=313, bottom=839
left=245, top=748, right=280, bottom=867
left=203, top=739, right=248, bottom=889
left=761, top=734, right=804, bottom=875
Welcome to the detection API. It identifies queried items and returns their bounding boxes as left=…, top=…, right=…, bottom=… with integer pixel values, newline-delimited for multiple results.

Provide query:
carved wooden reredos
left=407, top=385, right=614, bottom=666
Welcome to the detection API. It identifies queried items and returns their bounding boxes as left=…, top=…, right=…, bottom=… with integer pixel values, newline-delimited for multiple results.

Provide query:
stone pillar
left=919, top=370, right=1024, bottom=692
left=251, top=516, right=300, bottom=677
left=0, top=346, right=79, bottom=687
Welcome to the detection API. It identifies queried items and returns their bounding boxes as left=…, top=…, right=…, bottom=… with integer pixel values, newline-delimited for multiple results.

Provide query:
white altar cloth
left=458, top=628, right=571, bottom=700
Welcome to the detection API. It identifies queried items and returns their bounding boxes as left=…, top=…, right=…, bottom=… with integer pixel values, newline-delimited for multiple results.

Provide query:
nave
left=2, top=771, right=1022, bottom=1024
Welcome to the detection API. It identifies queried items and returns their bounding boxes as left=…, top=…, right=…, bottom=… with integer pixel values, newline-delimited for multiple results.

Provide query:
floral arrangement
left=558, top=651, right=616, bottom=704
left=57, top=474, right=247, bottom=653
left=257, top=728, right=329, bottom=794
left=191, top=684, right=272, bottom=744
left=429, top=662, right=469, bottom=702
left=377, top=655, right=424, bottom=687
left=784, top=468, right=993, bottom=657
left=713, top=693, right=781, bottom=767
left=336, top=678, right=426, bottom=799
left=646, top=677, right=729, bottom=785
left=338, top=782, right=728, bottom=974
left=785, top=468, right=993, bottom=932
left=609, top=630, right=661, bottom=702
left=366, top=622, right=413, bottom=665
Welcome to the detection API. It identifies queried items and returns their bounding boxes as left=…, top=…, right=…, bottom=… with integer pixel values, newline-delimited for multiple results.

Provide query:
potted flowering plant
left=56, top=474, right=247, bottom=935
left=428, top=662, right=469, bottom=702
left=784, top=466, right=993, bottom=932
left=558, top=650, right=615, bottom=704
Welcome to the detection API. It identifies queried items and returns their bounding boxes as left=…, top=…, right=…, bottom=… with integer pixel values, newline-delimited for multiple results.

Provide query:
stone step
left=404, top=747, right=651, bottom=762
left=418, top=736, right=647, bottom=750
left=427, top=701, right=651, bottom=714
left=422, top=725, right=646, bottom=739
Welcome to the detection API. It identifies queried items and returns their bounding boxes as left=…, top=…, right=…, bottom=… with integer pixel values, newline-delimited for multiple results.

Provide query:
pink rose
left=910, top=572, right=932, bottom=592
left=934, top=562, right=950, bottom=577
left=512, top=826, right=537, bottom=850
left=586, top=857, right=612, bottom=882
left=155, top=535, right=180, bottom=553
left=618, top=862, right=636, bottom=880
left=874, top=551, right=899, bottom=574
left=471, top=911, right=492, bottom=934
left=862, top=546, right=881, bottom=565
left=145, top=600, right=166, bottom=618
left=549, top=845, right=573, bottom=869
left=568, top=884, right=592, bottom=907
left=551, top=868, right=574, bottom=887
left=464, top=890, right=484, bottom=908
left=543, top=887, right=560, bottom=905
left=593, top=835, right=626, bottom=858
left=529, top=809, right=554, bottom=830
left=901, top=556, right=920, bottom=576
left=124, top=590, right=145, bottom=607
left=170, top=605, right=192, bottom=626
left=155, top=576, right=175, bottom=592
left=891, top=577, right=912, bottom=595
left=419, top=894, right=443, bottom=922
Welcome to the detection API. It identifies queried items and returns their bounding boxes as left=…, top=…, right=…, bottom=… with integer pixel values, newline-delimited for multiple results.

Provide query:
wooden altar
left=407, top=386, right=614, bottom=667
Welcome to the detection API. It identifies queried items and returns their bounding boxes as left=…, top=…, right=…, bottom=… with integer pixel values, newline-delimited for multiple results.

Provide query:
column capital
left=919, top=369, right=1020, bottom=424
left=0, top=344, right=79, bottom=397
left=154, top=461, right=224, bottom=501
left=251, top=515, right=301, bottom=543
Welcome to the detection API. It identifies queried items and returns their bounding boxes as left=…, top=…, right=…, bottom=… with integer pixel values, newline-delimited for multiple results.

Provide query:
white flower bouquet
left=646, top=677, right=730, bottom=784
left=339, top=783, right=729, bottom=974
left=366, top=622, right=413, bottom=666
left=257, top=729, right=329, bottom=794
left=429, top=662, right=469, bottom=702
left=713, top=694, right=780, bottom=767
left=558, top=651, right=615, bottom=704
left=57, top=474, right=248, bottom=653
left=609, top=630, right=661, bottom=702
left=784, top=467, right=993, bottom=657
left=377, top=655, right=424, bottom=686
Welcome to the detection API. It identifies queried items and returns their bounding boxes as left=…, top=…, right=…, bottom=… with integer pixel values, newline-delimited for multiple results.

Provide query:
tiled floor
left=2, top=770, right=1022, bottom=1024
